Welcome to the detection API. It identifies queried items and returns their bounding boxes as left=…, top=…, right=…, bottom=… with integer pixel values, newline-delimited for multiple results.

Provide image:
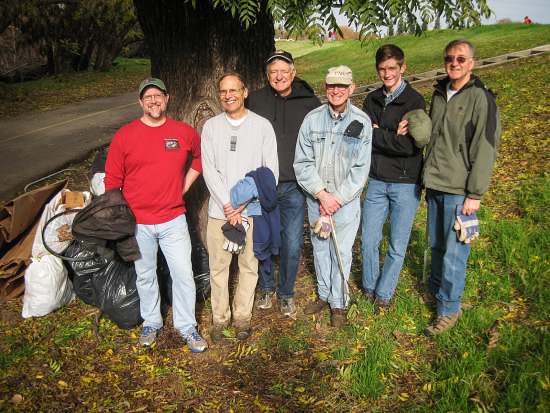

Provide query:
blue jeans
left=307, top=196, right=361, bottom=309
left=361, top=179, right=421, bottom=302
left=134, top=214, right=197, bottom=335
left=258, top=181, right=306, bottom=299
left=426, top=189, right=470, bottom=316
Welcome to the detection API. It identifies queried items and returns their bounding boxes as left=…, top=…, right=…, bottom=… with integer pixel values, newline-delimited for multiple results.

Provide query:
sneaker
left=304, top=298, right=329, bottom=315
left=234, top=320, right=252, bottom=340
left=139, top=326, right=163, bottom=348
left=374, top=298, right=390, bottom=315
left=257, top=290, right=276, bottom=310
left=210, top=323, right=227, bottom=343
left=181, top=330, right=208, bottom=353
left=331, top=308, right=348, bottom=328
left=420, top=292, right=438, bottom=306
left=280, top=297, right=297, bottom=317
left=424, top=309, right=463, bottom=337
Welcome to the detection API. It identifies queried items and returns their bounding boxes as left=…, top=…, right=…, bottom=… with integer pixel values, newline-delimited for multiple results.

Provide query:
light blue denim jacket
left=294, top=100, right=372, bottom=205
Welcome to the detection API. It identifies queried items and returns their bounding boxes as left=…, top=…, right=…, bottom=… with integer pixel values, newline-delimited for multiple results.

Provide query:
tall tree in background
left=133, top=0, right=492, bottom=235
left=1, top=0, right=140, bottom=76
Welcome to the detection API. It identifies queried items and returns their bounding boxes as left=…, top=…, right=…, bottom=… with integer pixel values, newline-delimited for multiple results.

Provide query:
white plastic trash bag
left=23, top=188, right=90, bottom=318
left=22, top=255, right=75, bottom=318
left=90, top=173, right=105, bottom=197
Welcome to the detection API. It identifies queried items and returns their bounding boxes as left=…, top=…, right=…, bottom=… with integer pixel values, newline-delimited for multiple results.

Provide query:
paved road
left=0, top=92, right=140, bottom=201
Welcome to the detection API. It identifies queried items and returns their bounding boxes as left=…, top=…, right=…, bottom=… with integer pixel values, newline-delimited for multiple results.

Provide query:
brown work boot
left=424, top=309, right=463, bottom=337
left=210, top=323, right=227, bottom=343
left=304, top=298, right=329, bottom=315
left=420, top=292, right=438, bottom=306
left=233, top=320, right=252, bottom=340
left=331, top=308, right=348, bottom=328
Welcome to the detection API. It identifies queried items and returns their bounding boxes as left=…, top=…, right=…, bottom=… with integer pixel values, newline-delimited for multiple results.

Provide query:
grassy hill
left=280, top=23, right=550, bottom=91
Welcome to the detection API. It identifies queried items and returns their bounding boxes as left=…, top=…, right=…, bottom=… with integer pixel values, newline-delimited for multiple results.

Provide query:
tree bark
left=133, top=0, right=275, bottom=243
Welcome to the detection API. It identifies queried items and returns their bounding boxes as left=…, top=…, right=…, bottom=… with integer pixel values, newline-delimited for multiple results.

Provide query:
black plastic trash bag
left=158, top=220, right=210, bottom=305
left=65, top=242, right=141, bottom=329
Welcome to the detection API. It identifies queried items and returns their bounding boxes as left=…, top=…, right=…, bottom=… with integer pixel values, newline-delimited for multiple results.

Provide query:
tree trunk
left=133, top=0, right=275, bottom=243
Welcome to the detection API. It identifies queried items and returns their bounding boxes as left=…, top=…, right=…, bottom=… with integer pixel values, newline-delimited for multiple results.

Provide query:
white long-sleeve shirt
left=201, top=111, right=279, bottom=220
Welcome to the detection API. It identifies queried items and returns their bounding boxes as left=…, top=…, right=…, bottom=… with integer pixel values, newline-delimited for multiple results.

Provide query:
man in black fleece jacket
left=246, top=50, right=321, bottom=317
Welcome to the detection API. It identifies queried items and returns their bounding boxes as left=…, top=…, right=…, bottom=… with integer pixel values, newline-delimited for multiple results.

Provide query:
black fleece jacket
left=362, top=82, right=427, bottom=184
left=246, top=77, right=321, bottom=182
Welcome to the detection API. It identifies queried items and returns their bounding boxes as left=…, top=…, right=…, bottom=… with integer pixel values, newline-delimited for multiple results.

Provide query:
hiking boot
left=210, top=323, right=228, bottom=343
left=420, top=292, right=438, bottom=306
left=139, top=326, right=163, bottom=348
left=424, top=309, right=463, bottom=337
left=280, top=297, right=297, bottom=317
left=331, top=308, right=348, bottom=328
left=234, top=320, right=252, bottom=340
left=374, top=298, right=390, bottom=315
left=257, top=290, right=276, bottom=310
left=181, top=329, right=208, bottom=353
left=304, top=298, right=329, bottom=315
left=363, top=291, right=375, bottom=303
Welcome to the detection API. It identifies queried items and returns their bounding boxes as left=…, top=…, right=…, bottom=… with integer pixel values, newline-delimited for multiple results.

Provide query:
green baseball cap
left=402, top=109, right=432, bottom=148
left=139, top=78, right=167, bottom=97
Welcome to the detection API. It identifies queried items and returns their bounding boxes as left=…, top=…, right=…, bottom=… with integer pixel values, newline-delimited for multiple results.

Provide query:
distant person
left=421, top=39, right=500, bottom=336
left=328, top=30, right=332, bottom=41
left=201, top=72, right=279, bottom=342
left=360, top=45, right=429, bottom=314
left=524, top=16, right=532, bottom=24
left=246, top=50, right=321, bottom=317
left=104, top=78, right=207, bottom=352
left=294, top=65, right=372, bottom=328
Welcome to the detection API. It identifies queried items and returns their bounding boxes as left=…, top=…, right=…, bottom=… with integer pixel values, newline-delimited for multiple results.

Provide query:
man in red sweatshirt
left=104, top=78, right=207, bottom=353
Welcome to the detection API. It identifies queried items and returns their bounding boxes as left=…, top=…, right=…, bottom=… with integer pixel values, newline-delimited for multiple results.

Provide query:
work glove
left=312, top=216, right=334, bottom=239
left=223, top=238, right=241, bottom=253
left=454, top=205, right=480, bottom=244
left=223, top=216, right=250, bottom=254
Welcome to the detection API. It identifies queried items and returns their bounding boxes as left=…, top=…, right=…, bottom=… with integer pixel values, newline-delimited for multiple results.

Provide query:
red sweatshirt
left=104, top=118, right=202, bottom=225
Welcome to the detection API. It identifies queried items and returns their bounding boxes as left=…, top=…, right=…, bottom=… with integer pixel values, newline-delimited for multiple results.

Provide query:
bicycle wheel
left=42, top=210, right=96, bottom=262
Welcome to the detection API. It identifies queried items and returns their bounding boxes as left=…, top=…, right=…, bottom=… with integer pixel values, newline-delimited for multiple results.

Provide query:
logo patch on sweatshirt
left=164, top=138, right=180, bottom=150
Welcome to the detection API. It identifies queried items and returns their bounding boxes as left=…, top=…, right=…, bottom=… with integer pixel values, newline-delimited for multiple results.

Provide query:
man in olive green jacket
left=421, top=39, right=500, bottom=336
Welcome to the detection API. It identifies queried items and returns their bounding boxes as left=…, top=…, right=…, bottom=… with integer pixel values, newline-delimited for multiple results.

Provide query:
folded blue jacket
left=245, top=167, right=280, bottom=262
left=230, top=176, right=261, bottom=216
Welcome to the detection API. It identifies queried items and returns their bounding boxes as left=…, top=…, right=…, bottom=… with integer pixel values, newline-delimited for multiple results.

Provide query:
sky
left=483, top=0, right=550, bottom=24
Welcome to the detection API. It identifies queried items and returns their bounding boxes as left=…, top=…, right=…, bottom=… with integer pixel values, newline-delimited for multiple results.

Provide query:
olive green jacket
left=422, top=75, right=500, bottom=199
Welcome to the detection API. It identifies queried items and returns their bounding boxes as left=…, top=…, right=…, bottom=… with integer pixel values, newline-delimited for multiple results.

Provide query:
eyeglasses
left=219, top=88, right=243, bottom=97
left=326, top=84, right=350, bottom=91
left=141, top=93, right=165, bottom=102
left=444, top=56, right=471, bottom=64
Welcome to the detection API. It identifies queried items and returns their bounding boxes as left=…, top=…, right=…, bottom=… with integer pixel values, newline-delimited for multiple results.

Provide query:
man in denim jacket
left=294, top=66, right=372, bottom=327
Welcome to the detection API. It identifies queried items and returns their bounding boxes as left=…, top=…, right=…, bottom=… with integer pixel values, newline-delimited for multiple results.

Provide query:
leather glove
left=312, top=216, right=333, bottom=239
left=454, top=205, right=479, bottom=244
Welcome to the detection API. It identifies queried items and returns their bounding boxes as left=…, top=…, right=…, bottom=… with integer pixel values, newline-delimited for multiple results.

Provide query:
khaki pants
left=207, top=217, right=258, bottom=325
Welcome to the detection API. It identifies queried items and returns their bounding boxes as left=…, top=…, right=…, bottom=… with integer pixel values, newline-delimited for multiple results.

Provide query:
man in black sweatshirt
left=247, top=50, right=321, bottom=317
